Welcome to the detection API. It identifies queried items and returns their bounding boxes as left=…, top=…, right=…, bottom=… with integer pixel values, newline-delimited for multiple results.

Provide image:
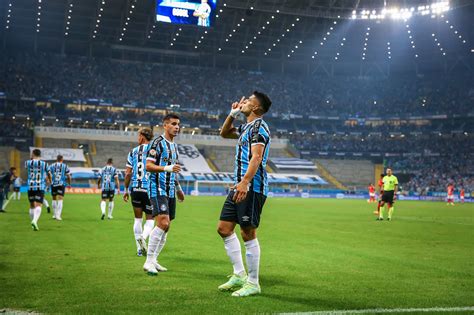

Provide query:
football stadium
left=0, top=0, right=473, bottom=314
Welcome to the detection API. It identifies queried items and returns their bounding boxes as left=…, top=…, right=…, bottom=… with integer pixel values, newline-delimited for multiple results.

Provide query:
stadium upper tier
left=1, top=52, right=473, bottom=117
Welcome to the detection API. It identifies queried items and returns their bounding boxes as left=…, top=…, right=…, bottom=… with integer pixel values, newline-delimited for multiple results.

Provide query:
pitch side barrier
left=12, top=186, right=472, bottom=202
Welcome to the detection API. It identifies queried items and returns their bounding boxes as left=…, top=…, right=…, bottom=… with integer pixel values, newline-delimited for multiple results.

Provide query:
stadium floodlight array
left=444, top=19, right=467, bottom=45
left=361, top=27, right=371, bottom=60
left=36, top=0, right=42, bottom=33
left=146, top=24, right=157, bottom=39
left=64, top=2, right=74, bottom=36
left=5, top=2, right=12, bottom=29
left=92, top=0, right=106, bottom=39
left=193, top=29, right=208, bottom=49
left=431, top=33, right=447, bottom=56
left=386, top=42, right=391, bottom=60
left=312, top=20, right=337, bottom=59
left=119, top=0, right=138, bottom=42
left=333, top=34, right=346, bottom=61
left=171, top=28, right=183, bottom=47
left=263, top=16, right=300, bottom=56
left=351, top=1, right=449, bottom=20
left=241, top=13, right=277, bottom=54
left=405, top=24, right=419, bottom=58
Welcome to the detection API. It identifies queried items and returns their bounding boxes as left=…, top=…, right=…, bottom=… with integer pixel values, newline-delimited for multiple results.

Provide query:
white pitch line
left=279, top=306, right=474, bottom=315
left=2, top=194, right=14, bottom=210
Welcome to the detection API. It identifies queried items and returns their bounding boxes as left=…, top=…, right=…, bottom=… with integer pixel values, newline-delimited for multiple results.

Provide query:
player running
left=446, top=183, right=455, bottom=206
left=143, top=114, right=185, bottom=275
left=98, top=158, right=120, bottom=220
left=48, top=155, right=71, bottom=221
left=124, top=127, right=155, bottom=257
left=217, top=91, right=272, bottom=297
left=25, top=149, right=51, bottom=231
left=460, top=187, right=465, bottom=204
left=377, top=168, right=398, bottom=221
left=368, top=183, right=376, bottom=203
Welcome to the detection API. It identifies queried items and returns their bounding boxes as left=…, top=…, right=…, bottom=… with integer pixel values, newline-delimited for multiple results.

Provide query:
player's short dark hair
left=253, top=91, right=272, bottom=114
left=32, top=149, right=41, bottom=157
left=107, top=158, right=113, bottom=164
left=10, top=167, right=15, bottom=171
left=380, top=173, right=384, bottom=177
left=163, top=113, right=180, bottom=122
left=138, top=127, right=154, bottom=141
left=57, top=155, right=63, bottom=162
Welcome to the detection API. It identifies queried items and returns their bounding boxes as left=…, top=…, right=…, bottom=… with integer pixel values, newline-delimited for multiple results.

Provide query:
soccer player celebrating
left=368, top=183, right=376, bottom=203
left=98, top=158, right=120, bottom=220
left=25, top=149, right=51, bottom=231
left=378, top=168, right=398, bottom=221
left=143, top=114, right=185, bottom=275
left=217, top=91, right=272, bottom=297
left=124, top=127, right=155, bottom=257
left=446, top=183, right=455, bottom=206
left=460, top=187, right=465, bottom=204
left=49, top=155, right=71, bottom=221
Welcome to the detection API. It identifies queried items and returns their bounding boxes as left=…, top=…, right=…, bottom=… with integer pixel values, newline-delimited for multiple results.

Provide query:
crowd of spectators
left=1, top=52, right=474, bottom=117
left=388, top=156, right=474, bottom=194
left=1, top=52, right=472, bottom=193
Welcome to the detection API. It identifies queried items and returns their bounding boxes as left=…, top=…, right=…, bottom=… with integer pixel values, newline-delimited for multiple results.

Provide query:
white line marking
left=2, top=194, right=14, bottom=210
left=279, top=306, right=474, bottom=315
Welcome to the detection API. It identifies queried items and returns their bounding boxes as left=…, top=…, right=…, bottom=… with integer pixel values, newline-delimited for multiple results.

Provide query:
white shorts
left=447, top=194, right=454, bottom=199
left=460, top=196, right=465, bottom=200
left=369, top=193, right=375, bottom=197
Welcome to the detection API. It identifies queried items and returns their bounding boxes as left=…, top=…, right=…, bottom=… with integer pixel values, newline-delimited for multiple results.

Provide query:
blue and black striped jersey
left=235, top=118, right=271, bottom=196
left=99, top=165, right=118, bottom=191
left=146, top=136, right=179, bottom=198
left=25, top=159, right=49, bottom=191
left=49, top=162, right=70, bottom=187
left=126, top=144, right=150, bottom=190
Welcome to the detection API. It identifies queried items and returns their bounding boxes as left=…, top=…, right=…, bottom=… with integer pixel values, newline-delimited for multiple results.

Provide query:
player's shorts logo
left=160, top=204, right=167, bottom=212
left=242, top=216, right=249, bottom=222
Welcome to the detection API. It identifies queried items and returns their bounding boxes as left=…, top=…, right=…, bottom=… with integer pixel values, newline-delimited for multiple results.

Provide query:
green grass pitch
left=0, top=195, right=473, bottom=314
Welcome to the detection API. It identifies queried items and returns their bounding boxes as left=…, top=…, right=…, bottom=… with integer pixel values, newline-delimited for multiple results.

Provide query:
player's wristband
left=229, top=108, right=241, bottom=118
left=164, top=165, right=175, bottom=173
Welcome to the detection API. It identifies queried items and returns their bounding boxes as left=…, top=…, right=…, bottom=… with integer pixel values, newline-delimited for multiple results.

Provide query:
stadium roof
left=1, top=0, right=473, bottom=74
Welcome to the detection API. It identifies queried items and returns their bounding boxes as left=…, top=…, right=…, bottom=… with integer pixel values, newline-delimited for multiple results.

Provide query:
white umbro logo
left=242, top=216, right=249, bottom=222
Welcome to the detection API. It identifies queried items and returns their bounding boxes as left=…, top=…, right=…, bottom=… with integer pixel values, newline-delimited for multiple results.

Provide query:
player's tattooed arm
left=123, top=167, right=132, bottom=202
left=115, top=174, right=120, bottom=195
left=233, top=144, right=264, bottom=203
left=175, top=179, right=185, bottom=202
left=220, top=97, right=245, bottom=139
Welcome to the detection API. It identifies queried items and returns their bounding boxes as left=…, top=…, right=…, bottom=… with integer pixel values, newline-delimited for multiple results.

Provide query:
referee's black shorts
left=382, top=190, right=395, bottom=204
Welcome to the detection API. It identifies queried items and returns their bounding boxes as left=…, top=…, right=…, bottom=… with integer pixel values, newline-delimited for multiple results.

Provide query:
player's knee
left=240, top=228, right=256, bottom=242
left=217, top=225, right=232, bottom=238
left=157, top=218, right=170, bottom=231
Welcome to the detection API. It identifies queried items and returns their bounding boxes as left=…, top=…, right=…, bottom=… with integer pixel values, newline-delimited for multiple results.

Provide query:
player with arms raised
left=25, top=149, right=51, bottom=231
left=98, top=158, right=120, bottom=220
left=124, top=127, right=155, bottom=257
left=143, top=114, right=185, bottom=275
left=49, top=155, right=71, bottom=221
left=217, top=91, right=272, bottom=297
